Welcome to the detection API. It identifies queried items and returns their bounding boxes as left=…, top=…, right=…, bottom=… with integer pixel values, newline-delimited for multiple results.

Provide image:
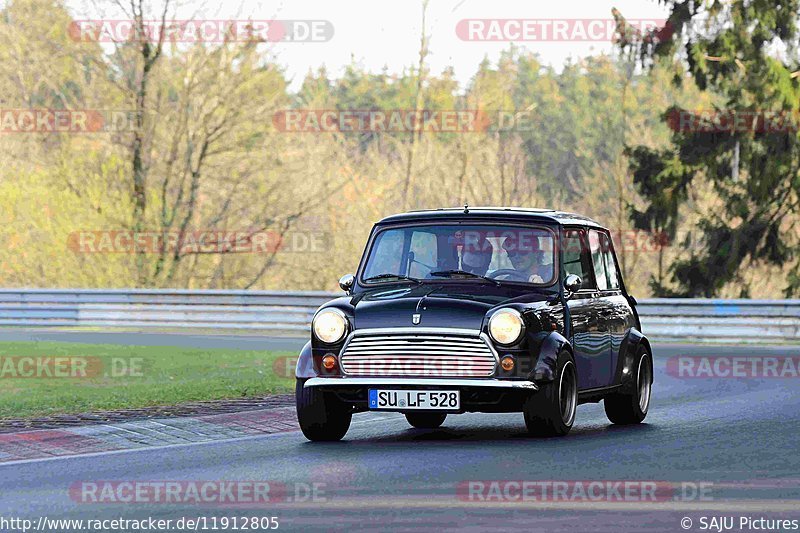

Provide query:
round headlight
left=488, top=308, right=525, bottom=345
left=313, top=309, right=348, bottom=344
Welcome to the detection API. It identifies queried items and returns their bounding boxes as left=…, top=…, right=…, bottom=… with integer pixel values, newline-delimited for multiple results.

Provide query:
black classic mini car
left=295, top=207, right=653, bottom=441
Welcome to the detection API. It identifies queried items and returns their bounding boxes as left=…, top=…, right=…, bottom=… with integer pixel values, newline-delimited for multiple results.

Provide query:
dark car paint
left=351, top=284, right=533, bottom=330
left=296, top=208, right=652, bottom=410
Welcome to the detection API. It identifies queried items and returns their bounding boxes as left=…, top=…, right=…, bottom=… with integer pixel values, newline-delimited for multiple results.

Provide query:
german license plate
left=368, top=389, right=460, bottom=410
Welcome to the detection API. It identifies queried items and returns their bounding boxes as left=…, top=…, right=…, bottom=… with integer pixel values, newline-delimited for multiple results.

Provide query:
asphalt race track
left=0, top=334, right=798, bottom=532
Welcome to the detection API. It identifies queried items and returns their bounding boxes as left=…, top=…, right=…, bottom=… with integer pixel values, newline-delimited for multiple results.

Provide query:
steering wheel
left=488, top=269, right=529, bottom=281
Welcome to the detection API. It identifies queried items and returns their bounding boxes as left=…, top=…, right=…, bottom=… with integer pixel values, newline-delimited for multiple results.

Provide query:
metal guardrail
left=0, top=289, right=798, bottom=342
left=0, top=289, right=330, bottom=332
left=636, top=298, right=800, bottom=342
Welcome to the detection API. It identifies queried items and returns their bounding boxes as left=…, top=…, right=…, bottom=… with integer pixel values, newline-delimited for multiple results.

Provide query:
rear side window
left=601, top=233, right=620, bottom=290
left=588, top=230, right=608, bottom=290
left=562, top=229, right=595, bottom=289
left=588, top=230, right=620, bottom=291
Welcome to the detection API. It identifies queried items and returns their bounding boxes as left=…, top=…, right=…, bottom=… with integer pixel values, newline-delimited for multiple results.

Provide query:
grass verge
left=0, top=341, right=296, bottom=418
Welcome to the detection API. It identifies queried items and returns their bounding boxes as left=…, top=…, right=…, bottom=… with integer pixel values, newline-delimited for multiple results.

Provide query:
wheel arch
left=529, top=331, right=573, bottom=384
left=615, top=328, right=653, bottom=392
left=295, top=341, right=316, bottom=379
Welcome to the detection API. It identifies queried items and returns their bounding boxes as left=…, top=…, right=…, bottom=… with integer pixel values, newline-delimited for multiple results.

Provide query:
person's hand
left=528, top=274, right=544, bottom=283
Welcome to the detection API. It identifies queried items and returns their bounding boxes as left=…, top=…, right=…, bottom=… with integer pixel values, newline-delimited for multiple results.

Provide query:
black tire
left=405, top=413, right=447, bottom=429
left=604, top=347, right=652, bottom=425
left=523, top=349, right=578, bottom=437
left=296, top=379, right=352, bottom=441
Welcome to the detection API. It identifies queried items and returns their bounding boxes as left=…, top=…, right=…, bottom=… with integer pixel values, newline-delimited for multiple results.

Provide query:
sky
left=69, top=0, right=671, bottom=91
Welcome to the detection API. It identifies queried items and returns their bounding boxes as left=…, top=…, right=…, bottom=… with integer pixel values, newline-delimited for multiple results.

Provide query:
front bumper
left=304, top=377, right=538, bottom=413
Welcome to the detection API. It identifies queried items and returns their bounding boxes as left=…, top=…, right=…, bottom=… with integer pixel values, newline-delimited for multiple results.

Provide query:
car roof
left=376, top=206, right=605, bottom=229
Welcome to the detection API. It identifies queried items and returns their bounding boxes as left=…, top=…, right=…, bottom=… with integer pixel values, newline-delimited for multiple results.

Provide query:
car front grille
left=340, top=332, right=497, bottom=377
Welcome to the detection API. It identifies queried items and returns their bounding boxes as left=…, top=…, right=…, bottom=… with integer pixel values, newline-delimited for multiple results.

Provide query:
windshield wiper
left=363, top=273, right=422, bottom=284
left=430, top=269, right=501, bottom=287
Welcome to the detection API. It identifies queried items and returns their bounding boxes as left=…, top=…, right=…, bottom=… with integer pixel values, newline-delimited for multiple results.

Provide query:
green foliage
left=618, top=0, right=800, bottom=297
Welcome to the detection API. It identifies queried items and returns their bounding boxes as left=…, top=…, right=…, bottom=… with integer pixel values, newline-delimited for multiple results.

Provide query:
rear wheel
left=405, top=413, right=447, bottom=429
left=523, top=350, right=577, bottom=437
left=296, top=379, right=352, bottom=441
left=604, top=347, right=651, bottom=424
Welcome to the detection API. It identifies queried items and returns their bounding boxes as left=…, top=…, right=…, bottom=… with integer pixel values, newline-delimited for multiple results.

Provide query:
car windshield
left=361, top=224, right=556, bottom=286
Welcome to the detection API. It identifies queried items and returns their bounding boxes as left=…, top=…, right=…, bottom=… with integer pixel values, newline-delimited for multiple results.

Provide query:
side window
left=601, top=233, right=621, bottom=290
left=408, top=231, right=437, bottom=278
left=562, top=229, right=595, bottom=289
left=588, top=230, right=608, bottom=291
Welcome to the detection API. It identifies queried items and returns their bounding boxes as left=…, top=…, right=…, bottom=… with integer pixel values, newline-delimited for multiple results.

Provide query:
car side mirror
left=338, top=273, right=355, bottom=293
left=564, top=274, right=582, bottom=298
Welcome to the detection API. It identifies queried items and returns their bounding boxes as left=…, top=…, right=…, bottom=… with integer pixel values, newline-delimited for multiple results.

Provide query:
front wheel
left=296, top=379, right=352, bottom=441
left=405, top=413, right=447, bottom=429
left=523, top=350, right=577, bottom=437
left=604, top=347, right=652, bottom=424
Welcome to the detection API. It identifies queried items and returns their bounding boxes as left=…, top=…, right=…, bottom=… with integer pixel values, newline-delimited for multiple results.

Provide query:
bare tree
left=401, top=0, right=429, bottom=210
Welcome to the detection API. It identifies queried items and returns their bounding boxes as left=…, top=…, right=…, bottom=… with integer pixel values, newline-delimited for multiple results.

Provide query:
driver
left=502, top=233, right=553, bottom=283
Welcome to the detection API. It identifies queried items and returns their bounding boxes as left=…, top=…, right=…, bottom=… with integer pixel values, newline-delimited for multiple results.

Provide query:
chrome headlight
left=488, top=308, right=525, bottom=345
left=313, top=308, right=348, bottom=344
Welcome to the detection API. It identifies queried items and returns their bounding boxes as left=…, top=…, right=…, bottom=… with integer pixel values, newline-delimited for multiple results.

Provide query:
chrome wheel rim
left=638, top=355, right=651, bottom=413
left=559, top=361, right=577, bottom=426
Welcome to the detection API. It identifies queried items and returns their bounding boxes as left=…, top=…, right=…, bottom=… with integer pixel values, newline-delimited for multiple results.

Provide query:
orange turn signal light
left=322, top=354, right=337, bottom=371
left=500, top=356, right=515, bottom=372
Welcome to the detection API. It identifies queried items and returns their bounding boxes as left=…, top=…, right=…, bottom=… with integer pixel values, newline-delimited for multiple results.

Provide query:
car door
left=593, top=230, right=636, bottom=381
left=587, top=229, right=620, bottom=387
left=562, top=227, right=611, bottom=389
